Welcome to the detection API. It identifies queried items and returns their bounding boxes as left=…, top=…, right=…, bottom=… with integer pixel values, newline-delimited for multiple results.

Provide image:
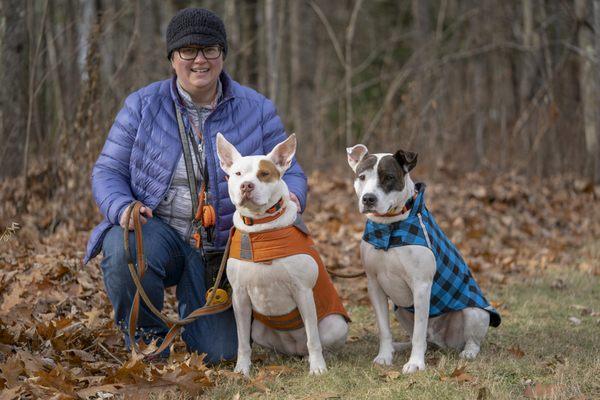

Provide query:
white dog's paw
left=402, top=359, right=425, bottom=374
left=459, top=341, right=480, bottom=360
left=309, top=354, right=327, bottom=375
left=373, top=351, right=394, bottom=366
left=234, top=360, right=251, bottom=376
left=309, top=364, right=327, bottom=375
left=459, top=348, right=479, bottom=360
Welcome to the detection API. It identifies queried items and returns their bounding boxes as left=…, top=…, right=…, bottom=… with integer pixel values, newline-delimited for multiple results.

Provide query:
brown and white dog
left=217, top=133, right=349, bottom=376
left=347, top=144, right=499, bottom=374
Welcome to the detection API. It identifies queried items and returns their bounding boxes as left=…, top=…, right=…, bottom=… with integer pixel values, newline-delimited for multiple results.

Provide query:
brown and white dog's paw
left=402, top=359, right=425, bottom=374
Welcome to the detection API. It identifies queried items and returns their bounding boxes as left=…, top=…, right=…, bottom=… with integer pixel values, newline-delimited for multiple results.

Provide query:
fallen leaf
left=77, top=384, right=123, bottom=399
left=440, top=366, right=476, bottom=383
left=379, top=369, right=401, bottom=381
left=0, top=386, right=23, bottom=400
left=508, top=345, right=525, bottom=358
left=523, top=383, right=559, bottom=398
left=0, top=355, right=25, bottom=388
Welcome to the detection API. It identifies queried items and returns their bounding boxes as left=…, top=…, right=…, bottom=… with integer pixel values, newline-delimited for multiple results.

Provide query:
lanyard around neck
left=175, top=106, right=208, bottom=219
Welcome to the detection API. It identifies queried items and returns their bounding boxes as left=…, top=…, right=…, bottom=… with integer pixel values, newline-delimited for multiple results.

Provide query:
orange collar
left=241, top=198, right=285, bottom=226
left=374, top=192, right=418, bottom=217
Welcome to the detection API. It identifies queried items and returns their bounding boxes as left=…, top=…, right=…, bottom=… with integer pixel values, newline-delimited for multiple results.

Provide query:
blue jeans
left=100, top=217, right=237, bottom=363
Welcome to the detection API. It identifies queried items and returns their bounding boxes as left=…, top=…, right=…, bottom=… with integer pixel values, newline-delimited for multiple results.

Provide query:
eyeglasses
left=177, top=46, right=222, bottom=61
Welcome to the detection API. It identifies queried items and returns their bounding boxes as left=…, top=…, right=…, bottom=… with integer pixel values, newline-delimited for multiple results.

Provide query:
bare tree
left=576, top=0, right=599, bottom=182
left=264, top=0, right=276, bottom=103
left=0, top=0, right=29, bottom=178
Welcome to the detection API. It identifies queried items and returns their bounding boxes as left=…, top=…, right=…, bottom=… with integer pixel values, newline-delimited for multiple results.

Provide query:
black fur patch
left=356, top=154, right=377, bottom=175
left=377, top=155, right=406, bottom=193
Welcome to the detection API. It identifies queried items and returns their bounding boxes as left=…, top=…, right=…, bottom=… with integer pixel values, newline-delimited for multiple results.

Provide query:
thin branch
left=309, top=1, right=346, bottom=67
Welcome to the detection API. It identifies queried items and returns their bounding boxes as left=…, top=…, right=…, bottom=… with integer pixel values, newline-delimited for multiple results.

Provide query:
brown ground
left=0, top=167, right=598, bottom=398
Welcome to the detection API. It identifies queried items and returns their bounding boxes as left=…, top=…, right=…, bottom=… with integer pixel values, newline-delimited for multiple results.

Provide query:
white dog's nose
left=362, top=193, right=377, bottom=207
left=241, top=181, right=255, bottom=194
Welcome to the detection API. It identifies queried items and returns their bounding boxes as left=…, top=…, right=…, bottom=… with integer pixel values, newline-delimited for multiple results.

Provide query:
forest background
left=0, top=1, right=599, bottom=399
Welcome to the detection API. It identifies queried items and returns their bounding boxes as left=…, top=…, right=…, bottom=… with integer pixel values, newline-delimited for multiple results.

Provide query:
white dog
left=347, top=144, right=500, bottom=374
left=216, top=133, right=350, bottom=376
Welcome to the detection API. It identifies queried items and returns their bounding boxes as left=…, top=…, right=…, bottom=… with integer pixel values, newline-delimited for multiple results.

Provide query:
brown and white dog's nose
left=362, top=193, right=377, bottom=207
left=240, top=181, right=255, bottom=193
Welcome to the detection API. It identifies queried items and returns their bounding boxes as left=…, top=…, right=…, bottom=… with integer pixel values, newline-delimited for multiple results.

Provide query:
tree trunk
left=223, top=0, right=239, bottom=75
left=594, top=0, right=600, bottom=182
left=411, top=0, right=432, bottom=152
left=0, top=0, right=29, bottom=178
left=576, top=0, right=599, bottom=182
left=264, top=0, right=278, bottom=102
left=290, top=0, right=316, bottom=158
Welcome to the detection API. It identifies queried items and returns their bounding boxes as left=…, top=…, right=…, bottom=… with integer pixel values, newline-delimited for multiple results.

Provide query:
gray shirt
left=154, top=79, right=222, bottom=248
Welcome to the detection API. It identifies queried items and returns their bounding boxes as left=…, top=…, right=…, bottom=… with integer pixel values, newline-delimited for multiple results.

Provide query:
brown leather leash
left=123, top=201, right=232, bottom=358
left=326, top=269, right=366, bottom=278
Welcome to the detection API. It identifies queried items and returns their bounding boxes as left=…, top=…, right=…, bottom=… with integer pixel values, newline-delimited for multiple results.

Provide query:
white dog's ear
left=267, top=134, right=296, bottom=172
left=216, top=133, right=241, bottom=174
left=346, top=144, right=369, bottom=172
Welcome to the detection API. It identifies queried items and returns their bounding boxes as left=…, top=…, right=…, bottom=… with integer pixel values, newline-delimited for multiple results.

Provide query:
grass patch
left=161, top=270, right=599, bottom=399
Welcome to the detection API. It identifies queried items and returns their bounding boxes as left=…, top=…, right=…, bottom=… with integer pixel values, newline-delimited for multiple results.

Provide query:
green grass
left=159, top=270, right=599, bottom=399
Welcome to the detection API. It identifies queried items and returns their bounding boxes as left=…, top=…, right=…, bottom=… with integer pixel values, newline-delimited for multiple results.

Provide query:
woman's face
left=171, top=46, right=224, bottom=98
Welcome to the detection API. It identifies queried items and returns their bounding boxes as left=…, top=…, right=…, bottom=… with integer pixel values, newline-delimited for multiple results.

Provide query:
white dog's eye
left=235, top=171, right=241, bottom=176
left=358, top=174, right=365, bottom=181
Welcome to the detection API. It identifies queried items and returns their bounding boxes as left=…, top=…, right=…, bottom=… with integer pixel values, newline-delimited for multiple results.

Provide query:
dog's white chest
left=227, top=254, right=318, bottom=316
left=361, top=241, right=436, bottom=308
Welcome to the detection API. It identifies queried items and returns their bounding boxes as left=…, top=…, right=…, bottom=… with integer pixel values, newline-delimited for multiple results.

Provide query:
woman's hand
left=120, top=205, right=153, bottom=231
left=289, top=193, right=301, bottom=212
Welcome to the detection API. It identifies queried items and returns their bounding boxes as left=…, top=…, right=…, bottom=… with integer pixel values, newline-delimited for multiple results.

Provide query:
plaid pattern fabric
left=363, top=183, right=501, bottom=327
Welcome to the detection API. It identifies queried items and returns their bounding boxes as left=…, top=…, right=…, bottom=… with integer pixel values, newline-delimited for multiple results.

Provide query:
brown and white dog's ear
left=267, top=134, right=297, bottom=173
left=216, top=133, right=242, bottom=174
left=346, top=144, right=369, bottom=172
left=393, top=149, right=418, bottom=173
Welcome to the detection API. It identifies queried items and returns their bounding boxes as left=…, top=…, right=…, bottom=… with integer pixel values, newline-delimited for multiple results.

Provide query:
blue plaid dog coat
left=362, top=183, right=501, bottom=327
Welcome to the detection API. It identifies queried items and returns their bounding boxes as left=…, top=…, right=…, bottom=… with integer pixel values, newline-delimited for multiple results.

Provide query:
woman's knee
left=182, top=311, right=238, bottom=363
left=101, top=218, right=176, bottom=276
left=101, top=225, right=130, bottom=275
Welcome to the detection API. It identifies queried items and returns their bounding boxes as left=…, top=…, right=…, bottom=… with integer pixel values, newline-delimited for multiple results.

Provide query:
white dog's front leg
left=403, top=281, right=431, bottom=374
left=231, top=287, right=253, bottom=376
left=293, top=288, right=327, bottom=375
left=367, top=275, right=394, bottom=366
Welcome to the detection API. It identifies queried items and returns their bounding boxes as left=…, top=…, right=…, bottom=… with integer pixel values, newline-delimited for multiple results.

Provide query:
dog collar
left=241, top=198, right=286, bottom=226
left=374, top=192, right=418, bottom=217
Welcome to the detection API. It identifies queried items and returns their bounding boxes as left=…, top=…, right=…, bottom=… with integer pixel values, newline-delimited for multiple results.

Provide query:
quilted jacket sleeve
left=261, top=97, right=308, bottom=212
left=91, top=92, right=141, bottom=225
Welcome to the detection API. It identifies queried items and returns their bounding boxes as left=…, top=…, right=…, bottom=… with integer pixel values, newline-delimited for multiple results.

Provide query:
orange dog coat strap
left=252, top=308, right=304, bottom=331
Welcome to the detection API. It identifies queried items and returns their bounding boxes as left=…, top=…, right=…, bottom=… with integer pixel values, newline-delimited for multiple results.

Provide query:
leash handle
left=123, top=201, right=232, bottom=358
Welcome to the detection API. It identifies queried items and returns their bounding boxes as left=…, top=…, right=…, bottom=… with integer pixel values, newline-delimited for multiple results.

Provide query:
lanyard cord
left=175, top=106, right=211, bottom=245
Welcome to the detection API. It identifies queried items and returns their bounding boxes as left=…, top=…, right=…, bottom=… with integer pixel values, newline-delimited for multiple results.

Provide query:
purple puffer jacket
left=84, top=72, right=307, bottom=264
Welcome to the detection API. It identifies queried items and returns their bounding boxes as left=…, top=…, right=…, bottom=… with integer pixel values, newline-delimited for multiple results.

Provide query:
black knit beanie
left=166, top=8, right=228, bottom=59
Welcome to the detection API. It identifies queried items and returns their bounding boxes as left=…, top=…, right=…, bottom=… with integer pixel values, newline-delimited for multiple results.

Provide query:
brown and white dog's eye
left=235, top=171, right=242, bottom=176
left=259, top=171, right=269, bottom=178
left=358, top=174, right=366, bottom=181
